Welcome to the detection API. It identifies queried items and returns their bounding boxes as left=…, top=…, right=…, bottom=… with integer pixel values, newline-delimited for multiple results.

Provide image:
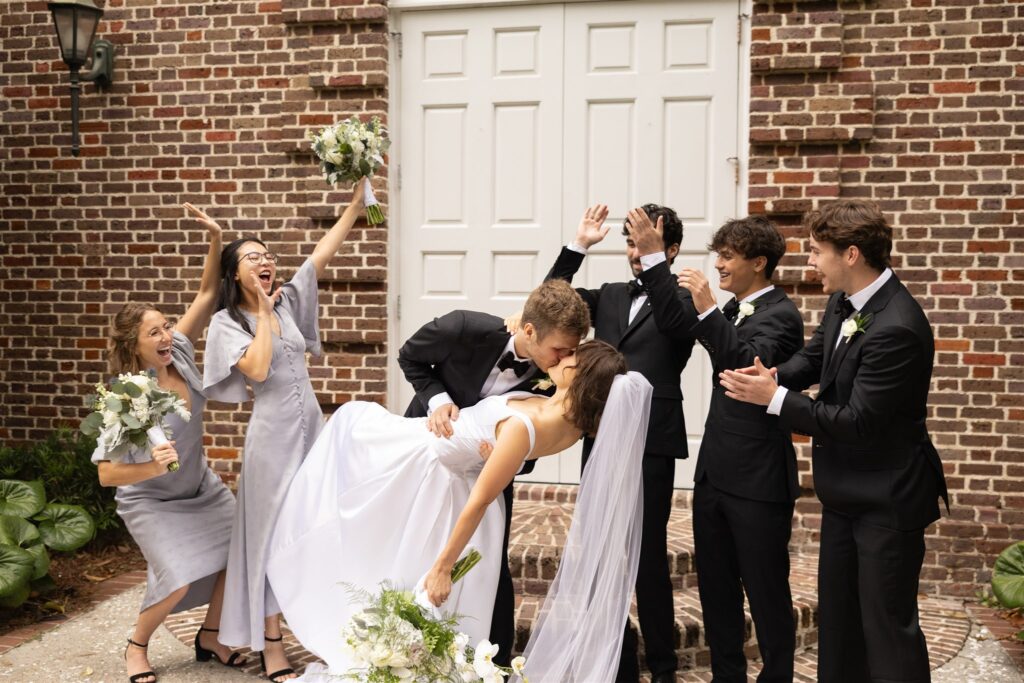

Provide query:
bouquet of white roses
left=80, top=371, right=190, bottom=472
left=309, top=116, right=390, bottom=225
left=339, top=549, right=527, bottom=682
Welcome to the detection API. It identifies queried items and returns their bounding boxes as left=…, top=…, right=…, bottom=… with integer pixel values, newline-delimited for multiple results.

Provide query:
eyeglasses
left=241, top=251, right=279, bottom=265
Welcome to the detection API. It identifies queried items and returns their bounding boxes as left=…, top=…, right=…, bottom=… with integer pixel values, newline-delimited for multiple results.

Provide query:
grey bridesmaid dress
left=91, top=331, right=236, bottom=614
left=202, top=258, right=324, bottom=650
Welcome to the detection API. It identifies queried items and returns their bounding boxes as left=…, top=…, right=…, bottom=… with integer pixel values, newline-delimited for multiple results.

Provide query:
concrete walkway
left=0, top=582, right=1020, bottom=683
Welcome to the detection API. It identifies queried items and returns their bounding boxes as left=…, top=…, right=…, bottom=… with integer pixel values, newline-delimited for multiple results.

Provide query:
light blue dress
left=202, top=258, right=324, bottom=650
left=91, top=331, right=236, bottom=613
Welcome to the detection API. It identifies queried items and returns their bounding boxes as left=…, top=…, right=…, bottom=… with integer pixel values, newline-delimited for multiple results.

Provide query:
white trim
left=386, top=15, right=403, bottom=414
left=735, top=0, right=752, bottom=220
left=392, top=0, right=611, bottom=9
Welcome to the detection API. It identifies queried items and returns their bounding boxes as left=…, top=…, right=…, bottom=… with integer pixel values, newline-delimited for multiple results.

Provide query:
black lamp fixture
left=48, top=0, right=115, bottom=157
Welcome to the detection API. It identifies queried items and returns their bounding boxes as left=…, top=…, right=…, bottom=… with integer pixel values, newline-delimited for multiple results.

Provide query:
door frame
left=385, top=0, right=754, bottom=436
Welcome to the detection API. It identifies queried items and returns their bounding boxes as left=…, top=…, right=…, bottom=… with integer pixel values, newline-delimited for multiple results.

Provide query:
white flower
left=325, top=149, right=344, bottom=166
left=734, top=301, right=756, bottom=326
left=473, top=640, right=500, bottom=678
left=841, top=318, right=859, bottom=340
left=351, top=139, right=365, bottom=155
left=511, top=656, right=526, bottom=675
left=391, top=667, right=414, bottom=680
left=320, top=128, right=338, bottom=150
left=102, top=409, right=119, bottom=427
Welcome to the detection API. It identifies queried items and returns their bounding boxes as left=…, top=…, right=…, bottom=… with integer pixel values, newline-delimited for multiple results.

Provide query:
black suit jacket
left=397, top=310, right=550, bottom=474
left=547, top=248, right=697, bottom=459
left=776, top=275, right=949, bottom=530
left=673, top=282, right=805, bottom=503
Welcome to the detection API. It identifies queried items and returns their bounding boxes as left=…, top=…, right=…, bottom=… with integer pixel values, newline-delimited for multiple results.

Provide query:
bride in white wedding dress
left=265, top=340, right=652, bottom=681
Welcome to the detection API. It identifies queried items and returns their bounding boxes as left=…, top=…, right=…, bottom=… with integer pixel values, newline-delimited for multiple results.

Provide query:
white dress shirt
left=569, top=242, right=663, bottom=324
left=766, top=268, right=893, bottom=415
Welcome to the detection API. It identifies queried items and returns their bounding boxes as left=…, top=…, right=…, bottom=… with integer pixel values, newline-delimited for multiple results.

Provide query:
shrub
left=0, top=427, right=124, bottom=542
left=0, top=479, right=95, bottom=609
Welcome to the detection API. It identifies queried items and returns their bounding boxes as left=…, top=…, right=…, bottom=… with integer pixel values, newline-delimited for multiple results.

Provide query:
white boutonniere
left=533, top=374, right=553, bottom=391
left=841, top=312, right=872, bottom=342
left=734, top=301, right=757, bottom=327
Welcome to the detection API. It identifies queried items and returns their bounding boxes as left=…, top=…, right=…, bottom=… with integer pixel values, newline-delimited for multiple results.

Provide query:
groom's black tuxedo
left=775, top=274, right=948, bottom=682
left=397, top=310, right=548, bottom=665
left=547, top=247, right=697, bottom=680
left=642, top=266, right=805, bottom=682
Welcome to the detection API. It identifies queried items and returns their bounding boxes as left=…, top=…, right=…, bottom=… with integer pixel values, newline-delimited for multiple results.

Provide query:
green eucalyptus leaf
left=0, top=544, right=34, bottom=602
left=35, top=504, right=95, bottom=552
left=80, top=412, right=104, bottom=437
left=122, top=414, right=142, bottom=430
left=0, top=480, right=46, bottom=518
left=992, top=541, right=1024, bottom=609
left=105, top=396, right=123, bottom=413
left=0, top=514, right=40, bottom=547
left=123, top=382, right=142, bottom=398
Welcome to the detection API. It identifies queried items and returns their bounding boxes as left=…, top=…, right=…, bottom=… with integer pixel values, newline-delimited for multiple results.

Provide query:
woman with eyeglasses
left=202, top=180, right=365, bottom=682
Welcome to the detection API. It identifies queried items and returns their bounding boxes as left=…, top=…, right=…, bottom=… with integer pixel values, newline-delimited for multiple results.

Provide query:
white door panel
left=396, top=1, right=740, bottom=488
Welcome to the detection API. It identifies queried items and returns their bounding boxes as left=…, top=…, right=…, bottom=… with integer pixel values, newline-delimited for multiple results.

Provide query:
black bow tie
left=626, top=279, right=648, bottom=299
left=834, top=297, right=856, bottom=320
left=497, top=350, right=531, bottom=378
left=722, top=298, right=740, bottom=321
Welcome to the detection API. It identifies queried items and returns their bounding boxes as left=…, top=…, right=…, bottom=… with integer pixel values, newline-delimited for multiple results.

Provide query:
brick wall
left=0, top=0, right=392, bottom=484
left=2, top=0, right=1021, bottom=596
left=750, top=0, right=1024, bottom=596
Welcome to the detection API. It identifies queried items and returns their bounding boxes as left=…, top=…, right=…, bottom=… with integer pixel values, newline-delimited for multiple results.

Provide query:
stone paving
left=1, top=484, right=1020, bottom=682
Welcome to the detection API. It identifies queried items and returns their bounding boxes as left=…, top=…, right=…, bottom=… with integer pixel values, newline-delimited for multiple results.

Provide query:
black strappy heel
left=194, top=626, right=247, bottom=667
left=260, top=634, right=296, bottom=682
left=123, top=638, right=157, bottom=683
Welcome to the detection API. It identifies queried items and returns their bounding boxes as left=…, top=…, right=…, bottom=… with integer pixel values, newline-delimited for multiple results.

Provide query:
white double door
left=394, top=0, right=742, bottom=487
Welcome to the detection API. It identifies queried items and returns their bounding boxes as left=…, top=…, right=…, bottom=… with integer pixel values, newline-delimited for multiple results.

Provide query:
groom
left=720, top=199, right=949, bottom=682
left=397, top=279, right=591, bottom=665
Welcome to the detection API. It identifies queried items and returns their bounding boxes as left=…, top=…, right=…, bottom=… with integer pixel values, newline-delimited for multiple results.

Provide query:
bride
left=265, top=340, right=653, bottom=681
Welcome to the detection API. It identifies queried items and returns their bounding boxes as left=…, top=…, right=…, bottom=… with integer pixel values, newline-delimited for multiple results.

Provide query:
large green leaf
left=25, top=543, right=50, bottom=580
left=34, top=504, right=95, bottom=552
left=992, top=541, right=1024, bottom=609
left=0, top=544, right=34, bottom=601
left=80, top=411, right=104, bottom=437
left=0, top=514, right=40, bottom=547
left=0, top=480, right=46, bottom=518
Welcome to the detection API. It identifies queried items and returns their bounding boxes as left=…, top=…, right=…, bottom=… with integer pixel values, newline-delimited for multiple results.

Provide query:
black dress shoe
left=650, top=673, right=677, bottom=683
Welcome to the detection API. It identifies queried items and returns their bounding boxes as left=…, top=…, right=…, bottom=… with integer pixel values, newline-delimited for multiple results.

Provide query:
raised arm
left=233, top=274, right=283, bottom=382
left=176, top=203, right=223, bottom=343
left=309, top=178, right=366, bottom=278
left=422, top=418, right=532, bottom=606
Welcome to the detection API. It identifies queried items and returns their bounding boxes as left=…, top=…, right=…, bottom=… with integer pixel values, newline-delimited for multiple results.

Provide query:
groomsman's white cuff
left=427, top=392, right=454, bottom=415
left=640, top=252, right=666, bottom=270
left=568, top=242, right=588, bottom=255
left=767, top=387, right=788, bottom=416
left=698, top=307, right=717, bottom=321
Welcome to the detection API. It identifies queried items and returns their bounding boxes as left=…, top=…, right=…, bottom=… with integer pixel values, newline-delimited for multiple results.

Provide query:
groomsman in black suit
left=545, top=204, right=698, bottom=683
left=397, top=279, right=591, bottom=666
left=720, top=200, right=948, bottom=683
left=629, top=214, right=804, bottom=681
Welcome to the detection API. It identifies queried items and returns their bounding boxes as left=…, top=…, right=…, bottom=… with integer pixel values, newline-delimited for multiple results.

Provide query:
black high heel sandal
left=123, top=638, right=157, bottom=683
left=259, top=634, right=296, bottom=682
left=194, top=626, right=247, bottom=667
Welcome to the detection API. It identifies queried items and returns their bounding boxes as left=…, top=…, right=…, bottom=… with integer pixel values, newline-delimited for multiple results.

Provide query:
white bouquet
left=80, top=371, right=190, bottom=472
left=309, top=116, right=391, bottom=225
left=339, top=549, right=528, bottom=682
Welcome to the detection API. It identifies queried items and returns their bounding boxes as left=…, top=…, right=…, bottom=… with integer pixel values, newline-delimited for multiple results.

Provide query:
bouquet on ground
left=340, top=548, right=528, bottom=682
left=80, top=371, right=190, bottom=472
left=309, top=115, right=391, bottom=225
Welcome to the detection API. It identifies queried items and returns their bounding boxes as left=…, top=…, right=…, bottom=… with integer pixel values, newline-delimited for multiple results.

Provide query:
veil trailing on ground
left=520, top=371, right=652, bottom=681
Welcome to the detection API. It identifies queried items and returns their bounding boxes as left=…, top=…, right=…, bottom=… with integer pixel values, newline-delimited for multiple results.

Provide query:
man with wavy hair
left=720, top=199, right=948, bottom=682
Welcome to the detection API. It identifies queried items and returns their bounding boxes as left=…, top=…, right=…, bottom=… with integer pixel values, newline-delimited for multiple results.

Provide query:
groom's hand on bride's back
left=428, top=403, right=459, bottom=438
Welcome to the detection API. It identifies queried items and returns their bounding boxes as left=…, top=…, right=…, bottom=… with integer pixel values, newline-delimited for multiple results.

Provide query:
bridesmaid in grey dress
left=202, top=180, right=365, bottom=682
left=93, top=206, right=246, bottom=683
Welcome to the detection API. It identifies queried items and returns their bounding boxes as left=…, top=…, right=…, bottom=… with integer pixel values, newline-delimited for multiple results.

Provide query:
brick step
left=511, top=541, right=821, bottom=672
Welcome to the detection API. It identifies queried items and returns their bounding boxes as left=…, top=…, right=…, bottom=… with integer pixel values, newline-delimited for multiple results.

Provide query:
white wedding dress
left=266, top=374, right=652, bottom=682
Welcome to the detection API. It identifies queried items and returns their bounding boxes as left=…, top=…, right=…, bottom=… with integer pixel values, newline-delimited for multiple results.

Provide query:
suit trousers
left=693, top=478, right=795, bottom=682
left=488, top=482, right=517, bottom=666
left=600, top=454, right=678, bottom=681
left=817, top=507, right=930, bottom=683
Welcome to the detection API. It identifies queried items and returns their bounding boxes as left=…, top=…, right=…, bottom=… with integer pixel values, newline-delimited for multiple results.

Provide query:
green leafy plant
left=0, top=428, right=124, bottom=541
left=0, top=479, right=95, bottom=609
left=990, top=540, right=1024, bottom=641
